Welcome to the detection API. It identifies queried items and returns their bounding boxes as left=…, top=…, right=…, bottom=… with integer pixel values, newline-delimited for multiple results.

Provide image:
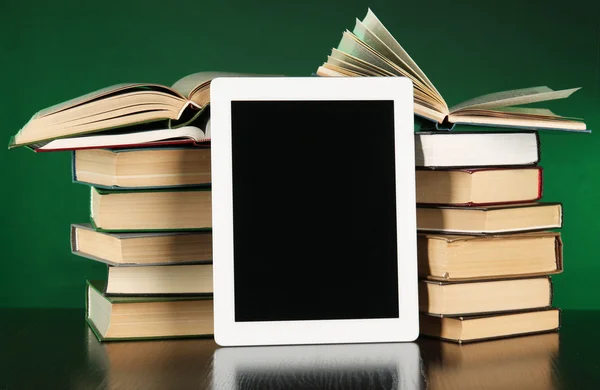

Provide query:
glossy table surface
left=1, top=309, right=599, bottom=389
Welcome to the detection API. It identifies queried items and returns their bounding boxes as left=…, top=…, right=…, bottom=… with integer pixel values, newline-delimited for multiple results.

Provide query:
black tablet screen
left=231, top=100, right=399, bottom=322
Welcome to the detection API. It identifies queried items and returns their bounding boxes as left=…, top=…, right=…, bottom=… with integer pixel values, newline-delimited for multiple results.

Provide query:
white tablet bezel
left=210, top=77, right=418, bottom=346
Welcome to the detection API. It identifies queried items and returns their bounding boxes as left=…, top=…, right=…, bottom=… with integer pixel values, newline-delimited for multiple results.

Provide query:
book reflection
left=420, top=333, right=559, bottom=390
left=213, top=343, right=423, bottom=390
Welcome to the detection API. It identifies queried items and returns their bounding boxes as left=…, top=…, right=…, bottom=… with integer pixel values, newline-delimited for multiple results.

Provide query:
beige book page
left=316, top=66, right=346, bottom=77
left=453, top=107, right=582, bottom=120
left=338, top=31, right=404, bottom=75
left=321, top=63, right=364, bottom=76
left=330, top=48, right=396, bottom=76
left=352, top=19, right=445, bottom=108
left=35, top=84, right=183, bottom=119
left=171, top=71, right=259, bottom=100
left=361, top=9, right=440, bottom=96
left=326, top=56, right=381, bottom=76
left=337, top=32, right=446, bottom=113
left=450, top=86, right=581, bottom=112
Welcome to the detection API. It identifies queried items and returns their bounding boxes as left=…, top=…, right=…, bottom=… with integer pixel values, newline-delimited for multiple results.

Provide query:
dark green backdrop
left=1, top=0, right=598, bottom=309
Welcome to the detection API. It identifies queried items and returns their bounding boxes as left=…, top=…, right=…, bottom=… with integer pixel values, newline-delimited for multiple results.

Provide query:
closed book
left=90, top=187, right=211, bottom=232
left=85, top=280, right=213, bottom=341
left=71, top=223, right=212, bottom=266
left=415, top=131, right=540, bottom=168
left=106, top=264, right=213, bottom=296
left=418, top=231, right=563, bottom=281
left=72, top=147, right=211, bottom=189
left=419, top=308, right=560, bottom=343
left=417, top=202, right=562, bottom=234
left=419, top=277, right=553, bottom=316
left=415, top=167, right=542, bottom=206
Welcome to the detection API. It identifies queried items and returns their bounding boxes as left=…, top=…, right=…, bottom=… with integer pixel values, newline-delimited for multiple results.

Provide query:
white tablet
left=210, top=77, right=418, bottom=346
left=212, top=342, right=422, bottom=389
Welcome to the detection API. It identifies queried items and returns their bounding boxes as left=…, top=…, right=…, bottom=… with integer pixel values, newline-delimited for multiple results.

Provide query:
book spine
left=71, top=151, right=78, bottom=183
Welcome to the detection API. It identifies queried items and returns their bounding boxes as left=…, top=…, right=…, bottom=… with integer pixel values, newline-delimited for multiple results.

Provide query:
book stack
left=71, top=146, right=216, bottom=341
left=414, top=131, right=562, bottom=343
left=8, top=71, right=246, bottom=341
left=315, top=9, right=584, bottom=343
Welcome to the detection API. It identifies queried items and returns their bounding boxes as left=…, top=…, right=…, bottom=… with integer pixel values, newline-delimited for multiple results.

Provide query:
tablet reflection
left=212, top=343, right=423, bottom=390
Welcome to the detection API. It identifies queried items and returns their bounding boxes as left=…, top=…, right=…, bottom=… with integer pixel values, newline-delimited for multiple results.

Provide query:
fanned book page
left=316, top=9, right=587, bottom=132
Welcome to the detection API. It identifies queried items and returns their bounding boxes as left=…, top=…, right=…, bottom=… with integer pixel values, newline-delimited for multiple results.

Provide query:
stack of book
left=315, top=8, right=585, bottom=344
left=70, top=146, right=216, bottom=341
left=8, top=71, right=245, bottom=341
left=415, top=131, right=562, bottom=343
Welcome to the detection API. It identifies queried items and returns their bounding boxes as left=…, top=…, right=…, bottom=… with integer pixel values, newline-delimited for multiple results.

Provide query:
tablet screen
left=231, top=100, right=399, bottom=322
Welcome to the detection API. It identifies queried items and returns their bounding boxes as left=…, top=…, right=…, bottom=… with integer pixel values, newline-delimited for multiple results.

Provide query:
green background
left=0, top=0, right=598, bottom=309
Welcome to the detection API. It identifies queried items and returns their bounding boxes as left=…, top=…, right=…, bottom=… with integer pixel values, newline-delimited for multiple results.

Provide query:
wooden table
left=1, top=309, right=598, bottom=389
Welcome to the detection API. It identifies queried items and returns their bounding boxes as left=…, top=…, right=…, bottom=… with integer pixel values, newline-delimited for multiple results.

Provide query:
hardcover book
left=417, top=231, right=563, bottom=281
left=316, top=9, right=587, bottom=132
left=419, top=277, right=553, bottom=316
left=415, top=131, right=540, bottom=168
left=419, top=308, right=560, bottom=343
left=85, top=280, right=214, bottom=341
left=71, top=224, right=212, bottom=265
left=105, top=264, right=213, bottom=296
left=72, top=147, right=211, bottom=189
left=416, top=167, right=542, bottom=205
left=417, top=202, right=562, bottom=234
left=90, top=187, right=212, bottom=232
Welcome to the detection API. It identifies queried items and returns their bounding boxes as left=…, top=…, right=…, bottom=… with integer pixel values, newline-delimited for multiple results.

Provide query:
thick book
left=72, top=147, right=211, bottom=189
left=419, top=308, right=560, bottom=343
left=8, top=71, right=249, bottom=149
left=415, top=131, right=540, bottom=168
left=106, top=264, right=213, bottom=296
left=417, top=202, right=562, bottom=234
left=419, top=277, right=553, bottom=316
left=71, top=224, right=212, bottom=265
left=418, top=231, right=563, bottom=281
left=416, top=167, right=542, bottom=205
left=90, top=187, right=211, bottom=232
left=316, top=9, right=587, bottom=132
left=85, top=280, right=214, bottom=341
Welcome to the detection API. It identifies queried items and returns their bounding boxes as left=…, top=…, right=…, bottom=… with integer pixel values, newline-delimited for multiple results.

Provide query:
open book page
left=35, top=84, right=184, bottom=119
left=326, top=56, right=382, bottom=76
left=171, top=71, right=259, bottom=101
left=352, top=20, right=446, bottom=109
left=450, top=86, right=581, bottom=112
left=456, top=107, right=582, bottom=120
left=330, top=48, right=395, bottom=76
left=37, top=126, right=207, bottom=151
left=361, top=9, right=442, bottom=100
left=336, top=32, right=447, bottom=114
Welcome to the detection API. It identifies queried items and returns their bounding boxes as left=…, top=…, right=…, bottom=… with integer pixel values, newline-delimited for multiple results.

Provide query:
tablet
left=210, top=77, right=418, bottom=346
left=212, top=342, right=422, bottom=389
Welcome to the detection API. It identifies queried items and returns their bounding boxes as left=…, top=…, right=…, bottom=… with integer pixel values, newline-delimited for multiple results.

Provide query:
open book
left=9, top=71, right=243, bottom=149
left=35, top=123, right=209, bottom=152
left=316, top=9, right=587, bottom=132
